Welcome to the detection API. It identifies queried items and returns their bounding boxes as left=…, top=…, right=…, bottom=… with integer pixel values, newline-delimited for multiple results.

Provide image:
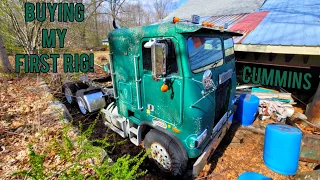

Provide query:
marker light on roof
left=173, top=17, right=180, bottom=23
left=202, top=21, right=208, bottom=26
left=208, top=23, right=214, bottom=27
left=219, top=26, right=224, bottom=31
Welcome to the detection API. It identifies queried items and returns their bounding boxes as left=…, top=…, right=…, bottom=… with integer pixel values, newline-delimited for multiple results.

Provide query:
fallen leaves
left=0, top=75, right=53, bottom=179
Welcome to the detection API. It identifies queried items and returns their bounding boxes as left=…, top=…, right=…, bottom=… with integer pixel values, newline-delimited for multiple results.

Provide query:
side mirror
left=144, top=40, right=167, bottom=80
left=152, top=43, right=166, bottom=80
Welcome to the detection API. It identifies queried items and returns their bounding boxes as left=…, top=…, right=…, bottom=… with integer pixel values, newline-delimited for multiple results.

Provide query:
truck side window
left=142, top=39, right=178, bottom=75
left=158, top=39, right=178, bottom=75
left=142, top=41, right=152, bottom=71
left=164, top=39, right=178, bottom=75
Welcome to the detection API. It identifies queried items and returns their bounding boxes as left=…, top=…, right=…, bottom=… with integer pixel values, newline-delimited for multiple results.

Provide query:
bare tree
left=105, top=0, right=127, bottom=19
left=153, top=0, right=169, bottom=21
left=0, top=0, right=49, bottom=54
left=0, top=36, right=13, bottom=73
left=120, top=1, right=148, bottom=27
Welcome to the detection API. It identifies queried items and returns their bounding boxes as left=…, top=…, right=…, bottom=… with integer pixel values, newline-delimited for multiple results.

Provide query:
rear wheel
left=63, top=83, right=77, bottom=104
left=144, top=129, right=188, bottom=176
left=76, top=96, right=88, bottom=115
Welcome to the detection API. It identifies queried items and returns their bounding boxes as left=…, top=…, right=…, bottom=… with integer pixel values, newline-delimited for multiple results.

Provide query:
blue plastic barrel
left=238, top=172, right=271, bottom=180
left=263, top=124, right=302, bottom=175
left=236, top=94, right=260, bottom=126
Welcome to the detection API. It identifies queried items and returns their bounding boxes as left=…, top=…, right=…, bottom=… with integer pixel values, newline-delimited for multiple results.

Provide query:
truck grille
left=214, top=79, right=231, bottom=127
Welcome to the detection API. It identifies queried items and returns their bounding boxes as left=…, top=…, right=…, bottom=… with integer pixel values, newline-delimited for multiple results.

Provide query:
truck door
left=140, top=38, right=182, bottom=126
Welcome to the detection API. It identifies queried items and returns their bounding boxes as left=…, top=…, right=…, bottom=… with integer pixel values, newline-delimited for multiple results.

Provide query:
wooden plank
left=300, top=134, right=320, bottom=164
left=295, top=170, right=320, bottom=180
left=236, top=91, right=293, bottom=100
left=234, top=44, right=320, bottom=56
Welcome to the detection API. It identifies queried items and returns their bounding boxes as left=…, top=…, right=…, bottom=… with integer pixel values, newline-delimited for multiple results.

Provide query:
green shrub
left=12, top=145, right=47, bottom=179
left=13, top=113, right=148, bottom=180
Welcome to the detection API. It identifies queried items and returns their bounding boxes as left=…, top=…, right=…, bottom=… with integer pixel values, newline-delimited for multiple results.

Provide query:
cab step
left=129, top=126, right=141, bottom=146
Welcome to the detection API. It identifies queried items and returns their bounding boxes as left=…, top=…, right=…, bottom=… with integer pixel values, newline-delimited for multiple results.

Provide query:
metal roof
left=164, top=0, right=265, bottom=20
left=205, top=13, right=249, bottom=44
left=206, top=13, right=248, bottom=28
left=200, top=0, right=320, bottom=47
left=241, top=0, right=320, bottom=46
left=229, top=11, right=269, bottom=44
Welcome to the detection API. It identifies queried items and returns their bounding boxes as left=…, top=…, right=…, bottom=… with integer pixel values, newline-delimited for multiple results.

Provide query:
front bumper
left=192, top=112, right=233, bottom=177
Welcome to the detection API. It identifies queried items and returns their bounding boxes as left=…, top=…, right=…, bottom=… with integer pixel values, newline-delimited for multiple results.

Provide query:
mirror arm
left=165, top=76, right=182, bottom=80
left=191, top=78, right=202, bottom=84
left=190, top=88, right=215, bottom=108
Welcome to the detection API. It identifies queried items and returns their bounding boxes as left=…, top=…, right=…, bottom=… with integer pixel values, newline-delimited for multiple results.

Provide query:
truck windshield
left=188, top=37, right=223, bottom=73
left=224, top=38, right=235, bottom=63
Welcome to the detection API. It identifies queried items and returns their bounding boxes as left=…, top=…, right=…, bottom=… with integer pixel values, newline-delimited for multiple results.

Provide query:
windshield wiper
left=211, top=59, right=222, bottom=70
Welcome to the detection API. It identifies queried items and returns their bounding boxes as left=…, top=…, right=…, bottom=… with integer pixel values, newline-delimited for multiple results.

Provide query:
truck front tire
left=144, top=129, right=188, bottom=176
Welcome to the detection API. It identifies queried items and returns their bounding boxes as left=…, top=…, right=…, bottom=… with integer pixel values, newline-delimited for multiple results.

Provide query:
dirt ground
left=196, top=123, right=313, bottom=180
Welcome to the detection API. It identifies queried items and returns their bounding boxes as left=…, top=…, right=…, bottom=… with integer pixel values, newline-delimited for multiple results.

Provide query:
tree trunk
left=0, top=37, right=13, bottom=73
left=93, top=0, right=100, bottom=46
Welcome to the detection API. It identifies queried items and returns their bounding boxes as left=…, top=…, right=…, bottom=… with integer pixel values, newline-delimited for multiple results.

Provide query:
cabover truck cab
left=63, top=20, right=242, bottom=177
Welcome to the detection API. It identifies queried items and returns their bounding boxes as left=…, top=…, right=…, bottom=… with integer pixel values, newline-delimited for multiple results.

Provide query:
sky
left=168, top=0, right=188, bottom=11
left=177, top=0, right=188, bottom=6
left=128, top=0, right=188, bottom=11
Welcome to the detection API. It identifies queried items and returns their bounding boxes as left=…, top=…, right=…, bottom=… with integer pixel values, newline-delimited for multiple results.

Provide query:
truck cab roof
left=108, top=21, right=242, bottom=42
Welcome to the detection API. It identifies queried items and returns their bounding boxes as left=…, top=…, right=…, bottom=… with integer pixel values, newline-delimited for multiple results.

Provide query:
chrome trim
left=196, top=129, right=208, bottom=148
left=133, top=55, right=143, bottom=110
left=192, top=113, right=233, bottom=177
left=212, top=113, right=228, bottom=137
left=219, top=69, right=233, bottom=84
left=109, top=53, right=118, bottom=99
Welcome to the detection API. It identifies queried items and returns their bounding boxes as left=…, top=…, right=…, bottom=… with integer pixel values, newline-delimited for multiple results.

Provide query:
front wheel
left=144, top=129, right=188, bottom=176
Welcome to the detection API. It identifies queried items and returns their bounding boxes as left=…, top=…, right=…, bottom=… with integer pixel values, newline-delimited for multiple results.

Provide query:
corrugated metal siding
left=241, top=0, right=320, bottom=46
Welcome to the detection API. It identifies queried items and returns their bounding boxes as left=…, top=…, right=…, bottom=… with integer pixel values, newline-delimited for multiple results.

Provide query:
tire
left=75, top=90, right=88, bottom=115
left=144, top=129, right=188, bottom=176
left=62, top=83, right=77, bottom=104
left=76, top=96, right=88, bottom=115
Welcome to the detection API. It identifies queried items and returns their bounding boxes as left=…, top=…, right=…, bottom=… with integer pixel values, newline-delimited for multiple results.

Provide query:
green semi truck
left=63, top=17, right=242, bottom=177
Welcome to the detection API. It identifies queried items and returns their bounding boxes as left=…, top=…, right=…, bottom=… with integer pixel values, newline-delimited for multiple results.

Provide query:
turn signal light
left=161, top=84, right=169, bottom=92
left=172, top=127, right=181, bottom=133
left=219, top=26, right=224, bottom=30
left=202, top=21, right=208, bottom=26
left=173, top=17, right=180, bottom=23
left=208, top=23, right=214, bottom=27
